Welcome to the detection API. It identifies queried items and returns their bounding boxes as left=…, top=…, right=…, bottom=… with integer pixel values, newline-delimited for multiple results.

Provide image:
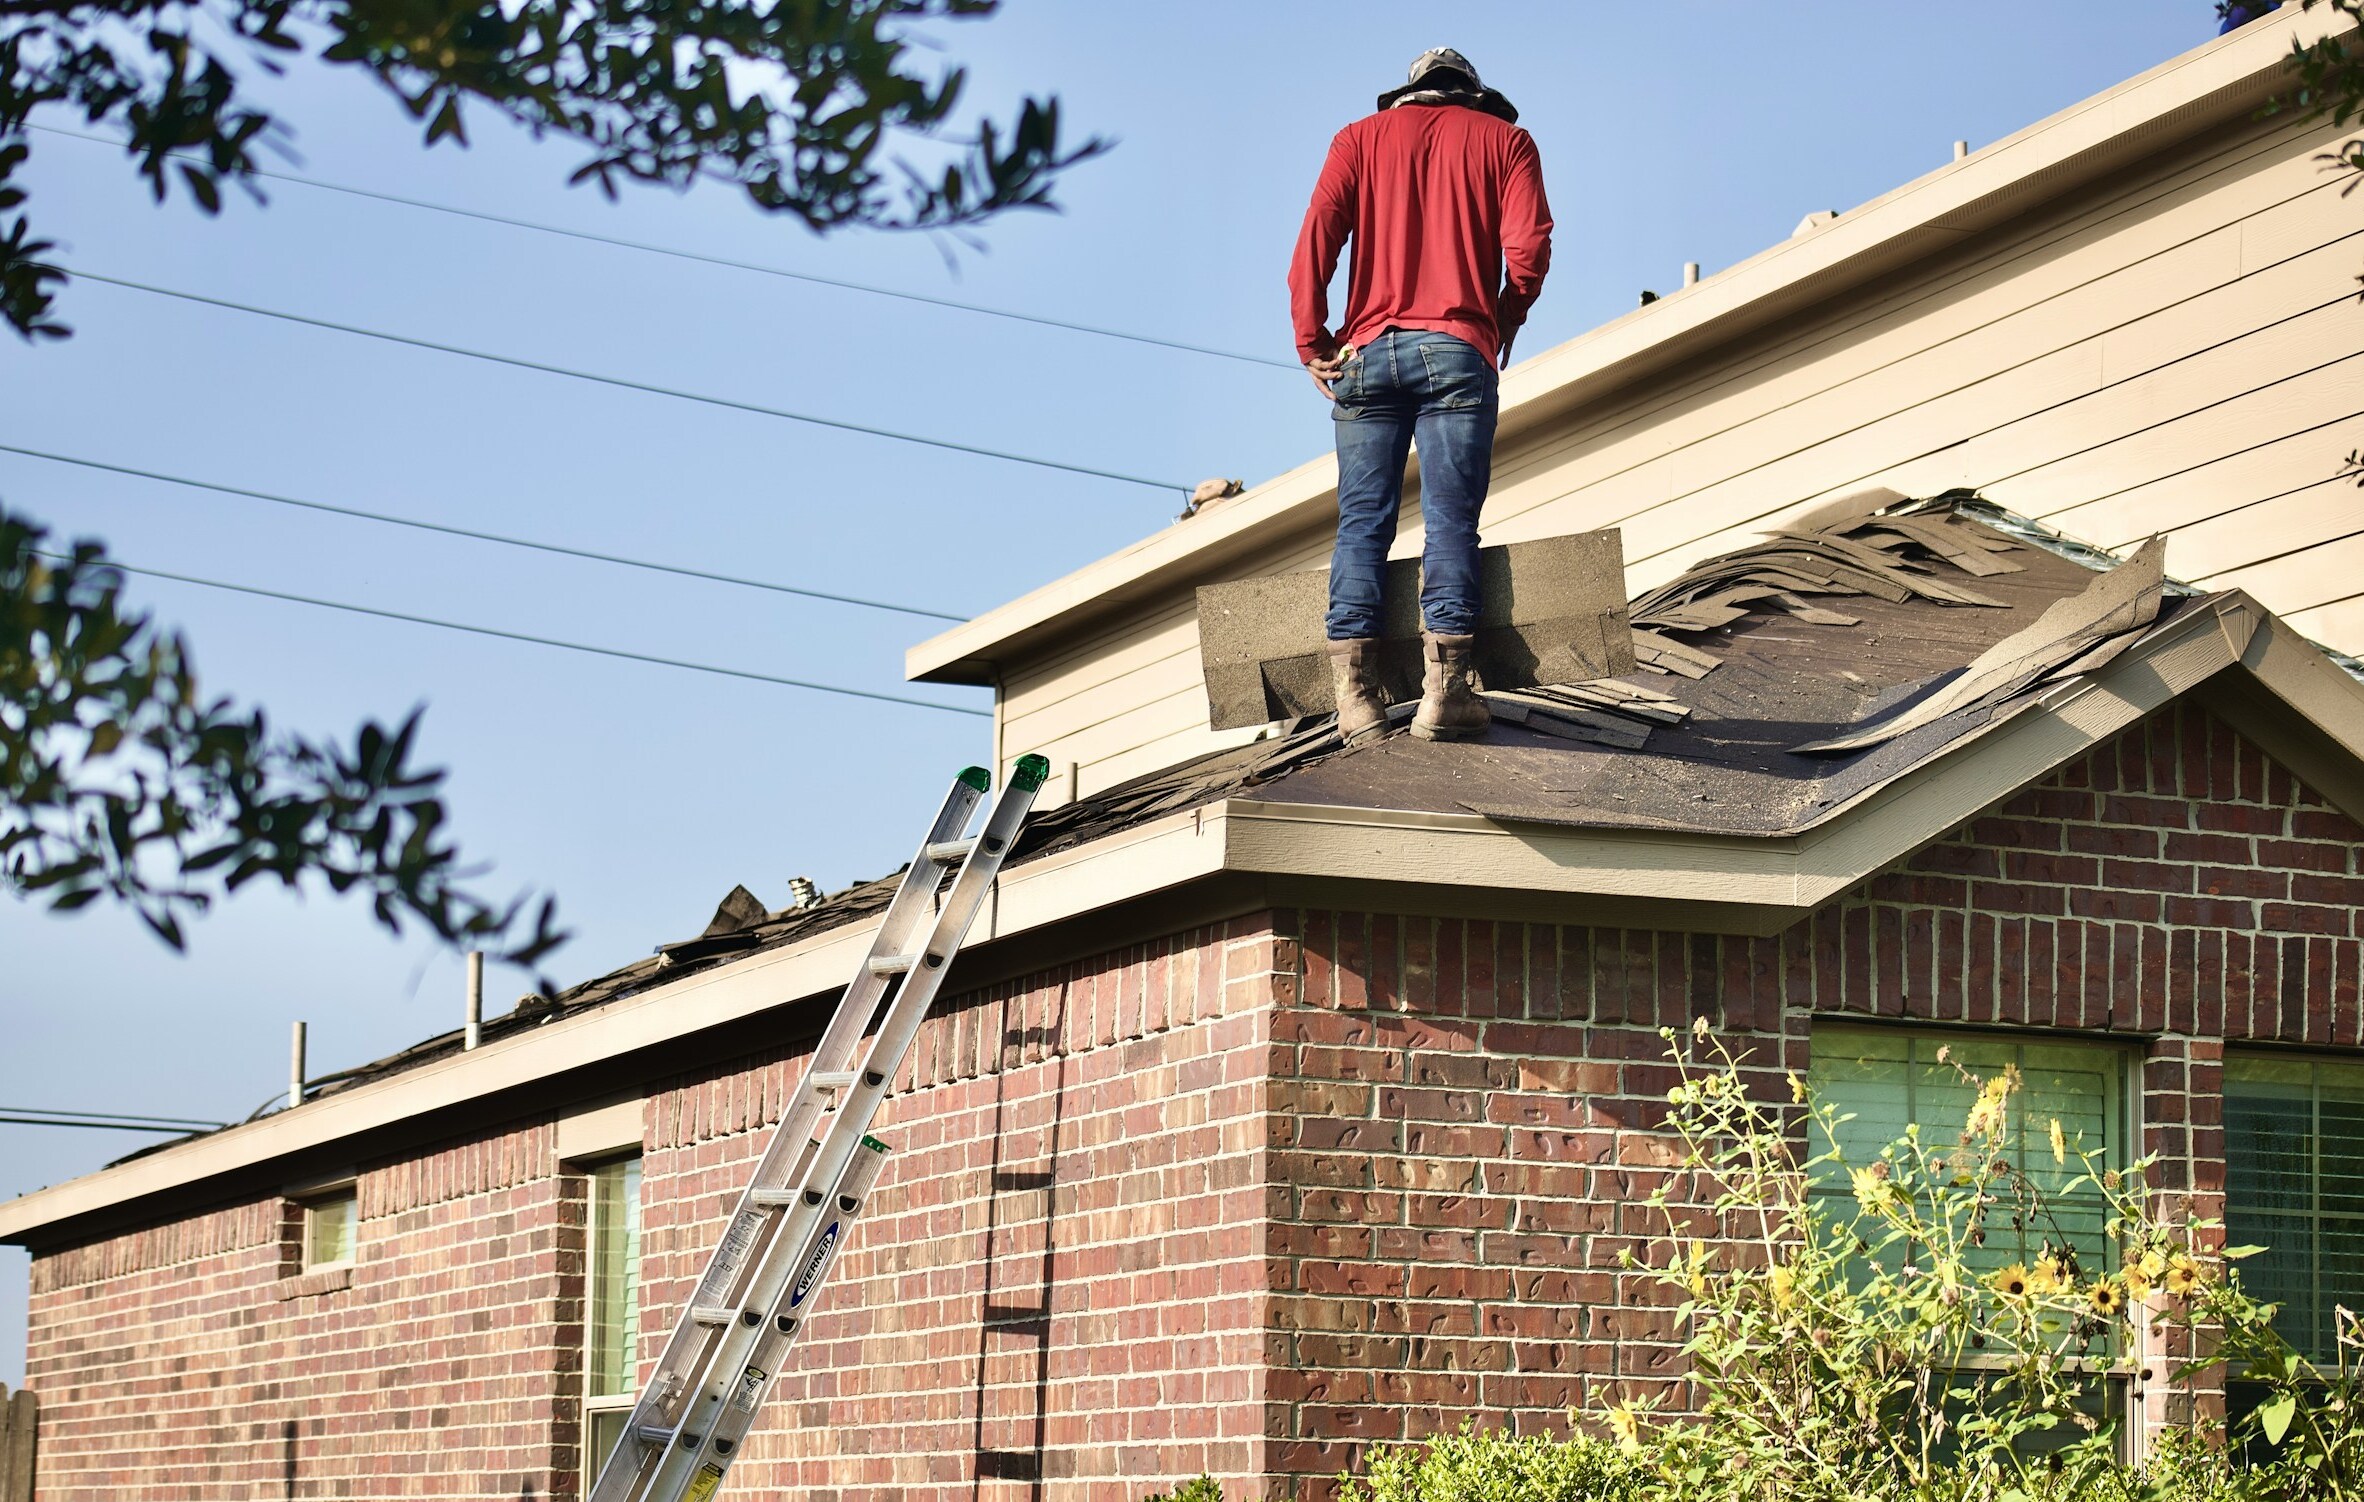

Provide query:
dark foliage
left=1, top=507, right=565, bottom=967
left=0, top=0, right=1104, bottom=337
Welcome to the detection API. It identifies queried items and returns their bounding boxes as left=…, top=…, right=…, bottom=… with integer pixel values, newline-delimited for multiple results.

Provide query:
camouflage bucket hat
left=1375, top=47, right=1519, bottom=123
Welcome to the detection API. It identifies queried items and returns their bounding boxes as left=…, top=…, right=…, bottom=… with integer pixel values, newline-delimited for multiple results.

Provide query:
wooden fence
left=0, top=1383, right=33, bottom=1502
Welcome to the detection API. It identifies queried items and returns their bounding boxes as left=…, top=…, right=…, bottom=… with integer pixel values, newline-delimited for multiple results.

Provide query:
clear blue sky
left=0, top=0, right=2215, bottom=1383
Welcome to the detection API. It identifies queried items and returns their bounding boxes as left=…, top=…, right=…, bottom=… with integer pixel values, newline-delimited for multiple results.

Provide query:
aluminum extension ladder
left=589, top=755, right=1050, bottom=1502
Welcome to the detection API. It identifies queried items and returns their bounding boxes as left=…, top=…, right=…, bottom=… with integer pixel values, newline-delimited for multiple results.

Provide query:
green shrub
left=1140, top=1475, right=1223, bottom=1502
left=1339, top=1420, right=1648, bottom=1502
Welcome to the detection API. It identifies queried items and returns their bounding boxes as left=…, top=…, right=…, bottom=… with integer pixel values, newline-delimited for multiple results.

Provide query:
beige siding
left=999, top=110, right=2364, bottom=789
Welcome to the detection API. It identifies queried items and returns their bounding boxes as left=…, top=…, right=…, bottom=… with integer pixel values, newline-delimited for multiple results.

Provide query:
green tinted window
left=2225, top=1056, right=2364, bottom=1361
left=587, top=1157, right=643, bottom=1399
left=302, top=1190, right=356, bottom=1268
left=1810, top=1029, right=2124, bottom=1278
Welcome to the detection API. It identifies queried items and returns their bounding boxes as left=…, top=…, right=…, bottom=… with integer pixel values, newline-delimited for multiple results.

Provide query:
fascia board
left=1219, top=797, right=1809, bottom=907
left=903, top=9, right=2349, bottom=688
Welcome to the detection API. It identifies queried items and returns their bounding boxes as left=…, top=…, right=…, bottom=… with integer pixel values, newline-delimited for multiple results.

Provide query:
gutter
left=904, top=7, right=2355, bottom=688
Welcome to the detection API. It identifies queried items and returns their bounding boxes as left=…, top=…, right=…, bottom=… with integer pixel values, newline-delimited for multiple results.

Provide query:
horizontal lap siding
left=995, top=111, right=2364, bottom=794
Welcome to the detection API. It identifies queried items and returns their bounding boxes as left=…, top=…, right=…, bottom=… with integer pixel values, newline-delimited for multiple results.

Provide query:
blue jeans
left=1326, top=329, right=1500, bottom=641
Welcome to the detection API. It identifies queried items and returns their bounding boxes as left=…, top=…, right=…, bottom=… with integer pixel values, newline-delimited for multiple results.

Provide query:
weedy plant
left=1331, top=1022, right=2361, bottom=1502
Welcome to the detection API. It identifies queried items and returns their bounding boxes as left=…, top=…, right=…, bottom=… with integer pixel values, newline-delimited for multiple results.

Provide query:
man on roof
left=1291, top=47, right=1554, bottom=745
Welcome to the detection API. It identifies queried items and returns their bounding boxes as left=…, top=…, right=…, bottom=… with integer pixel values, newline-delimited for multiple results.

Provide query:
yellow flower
left=1851, top=1165, right=1897, bottom=1214
left=1606, top=1403, right=1642, bottom=1452
left=2028, top=1256, right=2065, bottom=1296
left=2138, top=1249, right=2168, bottom=1280
left=1993, top=1263, right=2033, bottom=1299
left=2049, top=1117, right=2067, bottom=1165
left=2122, top=1264, right=2154, bottom=1302
left=2165, top=1256, right=2203, bottom=1298
left=1965, top=1071, right=2017, bottom=1138
left=2089, top=1279, right=2127, bottom=1318
left=1789, top=1072, right=1807, bottom=1104
left=1769, top=1265, right=1797, bottom=1308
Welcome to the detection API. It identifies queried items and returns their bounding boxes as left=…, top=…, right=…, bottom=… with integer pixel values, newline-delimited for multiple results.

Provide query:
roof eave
left=904, top=7, right=2353, bottom=687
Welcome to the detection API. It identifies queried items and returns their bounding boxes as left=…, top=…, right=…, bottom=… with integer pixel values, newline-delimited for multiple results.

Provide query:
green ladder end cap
left=958, top=766, right=992, bottom=793
left=1011, top=753, right=1051, bottom=792
left=861, top=1135, right=890, bottom=1154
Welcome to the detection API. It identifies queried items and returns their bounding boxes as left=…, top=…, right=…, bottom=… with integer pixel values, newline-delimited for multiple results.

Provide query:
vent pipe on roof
left=1683, top=262, right=1700, bottom=287
left=289, top=1020, right=307, bottom=1111
left=1953, top=140, right=1969, bottom=161
left=464, top=951, right=484, bottom=1050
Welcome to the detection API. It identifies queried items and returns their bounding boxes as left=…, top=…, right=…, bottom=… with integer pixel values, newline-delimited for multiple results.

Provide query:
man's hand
left=1306, top=349, right=1346, bottom=399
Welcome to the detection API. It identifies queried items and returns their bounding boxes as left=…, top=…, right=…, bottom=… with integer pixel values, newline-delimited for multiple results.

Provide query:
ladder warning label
left=685, top=1463, right=728, bottom=1502
left=788, top=1222, right=840, bottom=1308
left=694, top=1211, right=763, bottom=1306
left=730, top=1366, right=768, bottom=1415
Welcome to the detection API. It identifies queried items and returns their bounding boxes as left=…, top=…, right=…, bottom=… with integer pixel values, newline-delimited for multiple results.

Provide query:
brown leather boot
left=1327, top=638, right=1388, bottom=745
left=1411, top=632, right=1490, bottom=741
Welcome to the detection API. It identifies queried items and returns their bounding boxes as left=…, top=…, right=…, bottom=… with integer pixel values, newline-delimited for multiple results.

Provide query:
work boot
left=1411, top=632, right=1490, bottom=742
left=1327, top=637, right=1388, bottom=746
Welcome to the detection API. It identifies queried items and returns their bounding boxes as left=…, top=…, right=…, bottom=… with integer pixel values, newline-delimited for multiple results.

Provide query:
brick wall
left=22, top=701, right=2363, bottom=1501
left=26, top=1124, right=574, bottom=1499
left=636, top=918, right=1282, bottom=1499
left=21, top=919, right=1291, bottom=1501
left=1263, top=700, right=2364, bottom=1497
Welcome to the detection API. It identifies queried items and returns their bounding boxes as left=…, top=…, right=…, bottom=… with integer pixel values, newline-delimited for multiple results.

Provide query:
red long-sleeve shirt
left=1290, top=103, right=1553, bottom=367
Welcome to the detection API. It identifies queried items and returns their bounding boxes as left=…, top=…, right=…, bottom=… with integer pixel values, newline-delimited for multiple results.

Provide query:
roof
left=8, top=492, right=2364, bottom=1246
left=905, top=5, right=2355, bottom=688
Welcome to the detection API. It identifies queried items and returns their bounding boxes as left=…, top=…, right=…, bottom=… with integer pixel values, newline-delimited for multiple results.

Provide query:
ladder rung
left=689, top=1305, right=733, bottom=1327
left=635, top=1424, right=675, bottom=1447
left=866, top=953, right=913, bottom=977
left=925, top=837, right=978, bottom=864
left=749, top=1187, right=798, bottom=1208
left=807, top=1069, right=858, bottom=1091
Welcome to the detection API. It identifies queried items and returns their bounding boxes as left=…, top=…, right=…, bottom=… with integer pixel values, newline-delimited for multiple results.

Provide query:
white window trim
left=581, top=1153, right=642, bottom=1491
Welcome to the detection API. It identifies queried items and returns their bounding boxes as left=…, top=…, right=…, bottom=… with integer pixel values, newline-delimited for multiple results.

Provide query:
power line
left=35, top=550, right=993, bottom=717
left=0, top=1104, right=226, bottom=1129
left=0, top=1116, right=209, bottom=1133
left=28, top=122, right=1298, bottom=372
left=55, top=267, right=1194, bottom=495
left=0, top=441, right=968, bottom=622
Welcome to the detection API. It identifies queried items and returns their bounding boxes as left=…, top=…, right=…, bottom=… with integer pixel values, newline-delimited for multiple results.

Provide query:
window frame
left=296, top=1185, right=358, bottom=1271
left=2222, top=1049, right=2364, bottom=1366
left=580, top=1152, right=644, bottom=1492
left=1808, top=1024, right=2140, bottom=1438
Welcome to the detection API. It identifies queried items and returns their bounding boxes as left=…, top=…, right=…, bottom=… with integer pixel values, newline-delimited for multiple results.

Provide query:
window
left=1811, top=1028, right=2126, bottom=1281
left=583, top=1155, right=643, bottom=1487
left=299, top=1189, right=357, bottom=1269
left=2224, top=1055, right=2364, bottom=1363
left=1810, top=1028, right=2130, bottom=1456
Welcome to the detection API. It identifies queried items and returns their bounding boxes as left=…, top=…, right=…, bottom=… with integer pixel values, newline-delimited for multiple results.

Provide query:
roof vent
left=786, top=876, right=823, bottom=911
left=1792, top=209, right=1838, bottom=237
